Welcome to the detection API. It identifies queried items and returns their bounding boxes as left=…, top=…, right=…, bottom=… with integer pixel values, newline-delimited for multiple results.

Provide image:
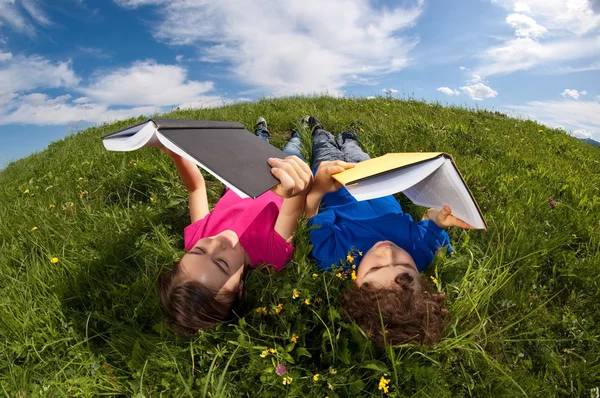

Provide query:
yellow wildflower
left=150, top=196, right=157, bottom=203
left=282, top=376, right=293, bottom=385
left=290, top=334, right=298, bottom=343
left=304, top=298, right=311, bottom=305
left=129, top=160, right=137, bottom=166
left=329, top=368, right=337, bottom=375
left=77, top=177, right=84, bottom=181
left=378, top=376, right=390, bottom=394
left=430, top=275, right=438, bottom=285
left=31, top=226, right=38, bottom=231
left=23, top=189, right=29, bottom=194
left=268, top=348, right=277, bottom=354
left=351, top=264, right=356, bottom=270
left=260, top=350, right=269, bottom=358
left=255, top=307, right=268, bottom=316
left=49, top=204, right=55, bottom=208
left=275, top=303, right=284, bottom=314
left=538, top=129, right=543, bottom=133
left=572, top=234, right=577, bottom=238
left=346, top=254, right=354, bottom=263
left=292, top=289, right=301, bottom=299
left=79, top=190, right=88, bottom=199
left=50, top=257, right=59, bottom=264
left=313, top=374, right=320, bottom=382
left=351, top=270, right=357, bottom=281
left=336, top=272, right=344, bottom=279
left=312, top=273, right=318, bottom=279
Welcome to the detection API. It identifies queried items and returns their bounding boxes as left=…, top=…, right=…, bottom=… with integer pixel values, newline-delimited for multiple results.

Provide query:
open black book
left=101, top=119, right=286, bottom=199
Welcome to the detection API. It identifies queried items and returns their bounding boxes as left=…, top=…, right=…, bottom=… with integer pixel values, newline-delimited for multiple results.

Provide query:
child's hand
left=313, top=160, right=355, bottom=194
left=424, top=205, right=475, bottom=230
left=268, top=156, right=313, bottom=198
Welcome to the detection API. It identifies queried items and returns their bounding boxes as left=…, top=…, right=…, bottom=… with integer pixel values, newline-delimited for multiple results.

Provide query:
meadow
left=0, top=96, right=599, bottom=397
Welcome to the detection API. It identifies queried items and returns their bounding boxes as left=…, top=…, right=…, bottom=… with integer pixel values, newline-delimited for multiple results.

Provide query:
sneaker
left=307, top=116, right=322, bottom=132
left=255, top=116, right=267, bottom=130
left=299, top=115, right=310, bottom=128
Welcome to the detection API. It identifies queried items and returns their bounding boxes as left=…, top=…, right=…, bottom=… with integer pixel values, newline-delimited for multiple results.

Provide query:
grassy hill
left=0, top=96, right=599, bottom=397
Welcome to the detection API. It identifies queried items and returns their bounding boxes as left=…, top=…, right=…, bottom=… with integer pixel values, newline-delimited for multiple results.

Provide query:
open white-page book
left=333, top=153, right=486, bottom=229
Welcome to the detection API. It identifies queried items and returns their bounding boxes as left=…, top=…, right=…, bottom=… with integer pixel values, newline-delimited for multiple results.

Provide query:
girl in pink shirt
left=158, top=118, right=312, bottom=335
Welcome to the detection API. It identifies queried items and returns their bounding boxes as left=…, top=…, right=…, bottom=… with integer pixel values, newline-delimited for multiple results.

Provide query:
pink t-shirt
left=183, top=189, right=293, bottom=271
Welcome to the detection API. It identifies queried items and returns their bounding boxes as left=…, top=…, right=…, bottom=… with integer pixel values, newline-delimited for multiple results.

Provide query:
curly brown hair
left=341, top=274, right=448, bottom=347
left=157, top=261, right=240, bottom=337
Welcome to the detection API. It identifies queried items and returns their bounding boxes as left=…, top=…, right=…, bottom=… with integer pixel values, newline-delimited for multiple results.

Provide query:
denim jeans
left=311, top=128, right=370, bottom=172
left=256, top=126, right=305, bottom=162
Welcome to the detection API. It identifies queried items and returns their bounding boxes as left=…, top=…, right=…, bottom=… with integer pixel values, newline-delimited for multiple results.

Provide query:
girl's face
left=179, top=230, right=250, bottom=295
left=355, top=241, right=422, bottom=292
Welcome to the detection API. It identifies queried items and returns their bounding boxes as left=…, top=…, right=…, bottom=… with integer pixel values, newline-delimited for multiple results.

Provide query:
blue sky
left=1, top=0, right=599, bottom=167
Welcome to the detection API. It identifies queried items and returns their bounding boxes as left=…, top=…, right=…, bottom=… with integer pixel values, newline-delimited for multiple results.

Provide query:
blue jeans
left=311, top=128, right=370, bottom=172
left=256, top=126, right=305, bottom=162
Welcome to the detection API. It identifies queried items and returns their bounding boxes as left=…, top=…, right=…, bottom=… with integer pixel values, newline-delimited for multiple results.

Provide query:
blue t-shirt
left=308, top=187, right=451, bottom=271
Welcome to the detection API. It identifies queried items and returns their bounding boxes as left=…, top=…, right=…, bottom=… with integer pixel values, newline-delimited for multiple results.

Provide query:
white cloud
left=460, top=83, right=498, bottom=100
left=113, top=0, right=425, bottom=95
left=572, top=129, right=592, bottom=139
left=561, top=88, right=586, bottom=99
left=505, top=99, right=600, bottom=140
left=0, top=54, right=79, bottom=94
left=0, top=94, right=160, bottom=126
left=492, top=0, right=600, bottom=35
left=81, top=60, right=217, bottom=106
left=437, top=87, right=460, bottom=96
left=382, top=88, right=399, bottom=93
left=476, top=36, right=600, bottom=76
left=0, top=0, right=53, bottom=37
left=478, top=1, right=600, bottom=76
left=175, top=55, right=184, bottom=63
left=506, top=13, right=547, bottom=38
left=0, top=56, right=224, bottom=126
left=0, top=52, right=12, bottom=62
left=459, top=66, right=468, bottom=70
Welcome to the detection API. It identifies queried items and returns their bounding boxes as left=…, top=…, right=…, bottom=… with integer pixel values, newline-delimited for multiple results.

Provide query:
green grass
left=1, top=96, right=599, bottom=397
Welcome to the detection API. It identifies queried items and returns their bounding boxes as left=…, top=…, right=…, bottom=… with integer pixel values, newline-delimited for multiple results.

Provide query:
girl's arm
left=268, top=156, right=313, bottom=242
left=163, top=147, right=209, bottom=223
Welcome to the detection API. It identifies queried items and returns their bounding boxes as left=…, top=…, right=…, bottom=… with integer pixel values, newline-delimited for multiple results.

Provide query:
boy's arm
left=163, top=147, right=209, bottom=223
left=268, top=156, right=313, bottom=242
left=422, top=205, right=475, bottom=230
left=306, top=160, right=355, bottom=218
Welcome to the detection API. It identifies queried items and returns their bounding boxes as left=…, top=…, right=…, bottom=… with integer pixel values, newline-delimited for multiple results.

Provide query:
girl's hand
left=423, top=205, right=475, bottom=230
left=268, top=156, right=313, bottom=198
left=313, top=160, right=355, bottom=194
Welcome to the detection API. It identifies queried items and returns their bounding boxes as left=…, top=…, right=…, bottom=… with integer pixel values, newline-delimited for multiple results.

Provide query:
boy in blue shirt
left=304, top=116, right=474, bottom=347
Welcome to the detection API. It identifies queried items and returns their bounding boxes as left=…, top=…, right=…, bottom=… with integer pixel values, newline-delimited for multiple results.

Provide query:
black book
left=101, top=119, right=285, bottom=199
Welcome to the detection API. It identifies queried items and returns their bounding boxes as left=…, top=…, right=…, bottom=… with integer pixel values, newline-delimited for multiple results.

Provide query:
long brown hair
left=157, top=261, right=241, bottom=336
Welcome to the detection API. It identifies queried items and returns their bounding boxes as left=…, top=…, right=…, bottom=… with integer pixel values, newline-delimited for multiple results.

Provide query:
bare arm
left=268, top=156, right=313, bottom=242
left=306, top=160, right=355, bottom=218
left=163, top=148, right=209, bottom=223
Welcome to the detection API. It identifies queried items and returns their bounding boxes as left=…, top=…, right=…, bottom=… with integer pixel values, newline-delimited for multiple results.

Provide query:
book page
left=345, top=157, right=445, bottom=200
left=403, top=159, right=485, bottom=229
left=102, top=122, right=158, bottom=151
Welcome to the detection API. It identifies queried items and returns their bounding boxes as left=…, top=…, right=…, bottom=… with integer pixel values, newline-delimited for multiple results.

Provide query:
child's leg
left=280, top=129, right=306, bottom=162
left=312, top=128, right=344, bottom=171
left=255, top=124, right=270, bottom=143
left=336, top=130, right=370, bottom=163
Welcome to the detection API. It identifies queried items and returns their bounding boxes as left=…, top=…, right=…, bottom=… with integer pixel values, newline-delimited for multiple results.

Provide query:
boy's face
left=179, top=230, right=249, bottom=295
left=356, top=241, right=422, bottom=292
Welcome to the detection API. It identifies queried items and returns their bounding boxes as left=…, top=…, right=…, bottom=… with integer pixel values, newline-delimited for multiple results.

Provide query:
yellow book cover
left=332, top=152, right=445, bottom=185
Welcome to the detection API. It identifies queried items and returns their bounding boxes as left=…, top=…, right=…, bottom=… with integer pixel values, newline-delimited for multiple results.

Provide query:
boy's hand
left=313, top=160, right=355, bottom=194
left=424, top=205, right=475, bottom=230
left=268, top=156, right=313, bottom=198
